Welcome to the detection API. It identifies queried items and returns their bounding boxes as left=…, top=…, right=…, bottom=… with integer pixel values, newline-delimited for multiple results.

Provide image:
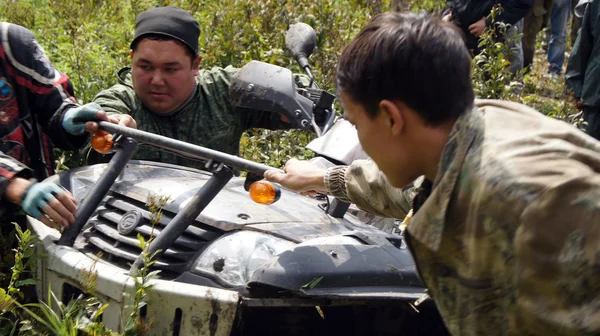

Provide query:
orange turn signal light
left=249, top=181, right=281, bottom=205
left=91, top=132, right=114, bottom=153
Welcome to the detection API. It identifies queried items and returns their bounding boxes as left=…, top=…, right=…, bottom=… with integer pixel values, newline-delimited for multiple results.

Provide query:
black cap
left=131, top=6, right=200, bottom=55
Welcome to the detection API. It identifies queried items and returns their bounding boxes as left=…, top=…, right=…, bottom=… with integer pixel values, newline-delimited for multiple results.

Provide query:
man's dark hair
left=131, top=34, right=197, bottom=62
left=336, top=12, right=474, bottom=125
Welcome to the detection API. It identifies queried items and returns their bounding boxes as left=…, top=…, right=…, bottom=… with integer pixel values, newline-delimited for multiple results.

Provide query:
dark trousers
left=571, top=0, right=582, bottom=48
left=583, top=106, right=600, bottom=140
left=523, top=11, right=546, bottom=70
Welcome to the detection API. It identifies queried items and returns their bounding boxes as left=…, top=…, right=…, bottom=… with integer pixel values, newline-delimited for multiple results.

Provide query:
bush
left=0, top=1, right=583, bottom=334
left=1, top=0, right=390, bottom=169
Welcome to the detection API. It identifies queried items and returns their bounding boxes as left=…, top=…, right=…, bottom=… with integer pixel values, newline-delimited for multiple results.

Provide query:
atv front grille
left=81, top=192, right=221, bottom=274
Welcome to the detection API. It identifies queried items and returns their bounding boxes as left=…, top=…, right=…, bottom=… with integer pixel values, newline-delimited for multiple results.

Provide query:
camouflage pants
left=523, top=0, right=554, bottom=70
left=523, top=15, right=543, bottom=70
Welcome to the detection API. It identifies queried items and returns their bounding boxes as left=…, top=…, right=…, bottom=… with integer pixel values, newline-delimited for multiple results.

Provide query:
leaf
left=146, top=270, right=161, bottom=279
left=301, top=276, right=323, bottom=290
left=14, top=279, right=36, bottom=288
left=23, top=247, right=35, bottom=259
left=137, top=233, right=146, bottom=249
left=315, top=305, right=325, bottom=319
left=92, top=303, right=109, bottom=321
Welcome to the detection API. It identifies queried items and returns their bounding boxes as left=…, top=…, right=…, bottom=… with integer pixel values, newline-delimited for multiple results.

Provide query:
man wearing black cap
left=92, top=6, right=300, bottom=169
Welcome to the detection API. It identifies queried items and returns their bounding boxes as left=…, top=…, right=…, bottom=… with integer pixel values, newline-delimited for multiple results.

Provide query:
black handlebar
left=99, top=122, right=282, bottom=176
left=58, top=122, right=283, bottom=247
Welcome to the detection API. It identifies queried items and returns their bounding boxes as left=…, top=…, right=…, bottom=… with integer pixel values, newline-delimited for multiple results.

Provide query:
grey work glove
left=62, top=103, right=103, bottom=135
left=21, top=181, right=76, bottom=229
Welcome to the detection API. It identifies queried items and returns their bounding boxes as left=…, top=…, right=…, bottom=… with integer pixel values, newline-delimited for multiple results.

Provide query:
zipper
left=404, top=232, right=432, bottom=305
left=168, top=116, right=183, bottom=165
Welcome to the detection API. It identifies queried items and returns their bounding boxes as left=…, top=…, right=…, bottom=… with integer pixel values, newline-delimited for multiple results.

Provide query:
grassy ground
left=0, top=2, right=587, bottom=334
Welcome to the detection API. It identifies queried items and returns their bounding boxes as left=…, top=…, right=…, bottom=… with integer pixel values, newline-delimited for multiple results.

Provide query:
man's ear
left=379, top=100, right=404, bottom=136
left=129, top=50, right=134, bottom=59
left=192, top=55, right=202, bottom=76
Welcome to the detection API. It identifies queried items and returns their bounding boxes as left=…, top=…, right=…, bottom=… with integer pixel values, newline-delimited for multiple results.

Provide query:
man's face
left=340, top=92, right=416, bottom=188
left=131, top=39, right=201, bottom=115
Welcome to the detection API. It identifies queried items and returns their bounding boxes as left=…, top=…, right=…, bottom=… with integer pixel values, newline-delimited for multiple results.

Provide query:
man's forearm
left=0, top=152, right=33, bottom=205
left=4, top=177, right=33, bottom=205
left=494, top=0, right=533, bottom=25
left=324, top=160, right=414, bottom=219
left=324, top=166, right=352, bottom=202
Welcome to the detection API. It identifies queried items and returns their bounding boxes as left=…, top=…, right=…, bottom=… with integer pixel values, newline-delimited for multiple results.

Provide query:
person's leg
left=523, top=10, right=544, bottom=71
left=541, top=0, right=553, bottom=51
left=583, top=106, right=600, bottom=140
left=547, top=0, right=572, bottom=74
left=508, top=19, right=525, bottom=76
left=570, top=0, right=582, bottom=48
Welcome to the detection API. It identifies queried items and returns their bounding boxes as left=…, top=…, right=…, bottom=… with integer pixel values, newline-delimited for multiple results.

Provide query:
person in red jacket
left=0, top=22, right=135, bottom=230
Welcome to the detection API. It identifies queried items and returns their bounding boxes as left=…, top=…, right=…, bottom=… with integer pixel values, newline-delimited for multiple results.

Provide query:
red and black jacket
left=0, top=22, right=88, bottom=213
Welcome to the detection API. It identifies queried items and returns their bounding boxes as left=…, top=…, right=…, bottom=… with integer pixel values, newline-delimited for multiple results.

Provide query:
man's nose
left=150, top=71, right=166, bottom=86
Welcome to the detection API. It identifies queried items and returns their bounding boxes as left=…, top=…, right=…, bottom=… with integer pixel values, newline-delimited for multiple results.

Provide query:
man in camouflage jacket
left=92, top=6, right=302, bottom=170
left=266, top=12, right=600, bottom=335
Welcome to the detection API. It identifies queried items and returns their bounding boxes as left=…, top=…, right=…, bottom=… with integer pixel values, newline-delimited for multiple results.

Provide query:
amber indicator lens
left=91, top=132, right=114, bottom=153
left=249, top=181, right=281, bottom=205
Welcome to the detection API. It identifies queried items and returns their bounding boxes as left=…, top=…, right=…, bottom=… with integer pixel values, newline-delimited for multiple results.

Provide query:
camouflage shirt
left=92, top=66, right=291, bottom=170
left=325, top=99, right=600, bottom=335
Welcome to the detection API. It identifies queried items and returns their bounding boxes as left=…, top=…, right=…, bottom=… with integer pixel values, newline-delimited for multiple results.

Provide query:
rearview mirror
left=285, top=22, right=317, bottom=61
left=229, top=61, right=313, bottom=130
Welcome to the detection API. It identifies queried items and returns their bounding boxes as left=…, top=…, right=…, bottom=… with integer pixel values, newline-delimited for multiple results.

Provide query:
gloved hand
left=21, top=181, right=77, bottom=229
left=62, top=103, right=103, bottom=135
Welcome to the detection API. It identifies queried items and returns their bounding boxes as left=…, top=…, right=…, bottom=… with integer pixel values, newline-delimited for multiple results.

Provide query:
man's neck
left=421, top=120, right=456, bottom=182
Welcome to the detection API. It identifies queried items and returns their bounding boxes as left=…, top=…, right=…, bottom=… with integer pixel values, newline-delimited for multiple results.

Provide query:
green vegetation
left=0, top=0, right=582, bottom=334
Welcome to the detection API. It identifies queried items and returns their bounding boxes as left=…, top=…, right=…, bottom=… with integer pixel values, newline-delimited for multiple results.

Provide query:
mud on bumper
left=29, top=220, right=448, bottom=336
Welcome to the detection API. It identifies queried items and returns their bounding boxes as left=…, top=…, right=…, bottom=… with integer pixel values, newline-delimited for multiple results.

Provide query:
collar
left=407, top=105, right=482, bottom=251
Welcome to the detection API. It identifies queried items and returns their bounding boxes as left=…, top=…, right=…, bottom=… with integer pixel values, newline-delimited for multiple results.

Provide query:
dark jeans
left=548, top=0, right=572, bottom=74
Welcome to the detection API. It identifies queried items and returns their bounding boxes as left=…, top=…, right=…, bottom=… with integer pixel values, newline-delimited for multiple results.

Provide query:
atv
left=27, top=23, right=449, bottom=335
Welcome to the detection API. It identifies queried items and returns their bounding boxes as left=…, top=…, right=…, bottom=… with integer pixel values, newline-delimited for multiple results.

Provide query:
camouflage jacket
left=92, top=66, right=293, bottom=170
left=325, top=99, right=600, bottom=335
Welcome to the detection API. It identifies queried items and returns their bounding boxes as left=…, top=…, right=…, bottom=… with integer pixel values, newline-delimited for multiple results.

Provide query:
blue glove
left=62, top=102, right=102, bottom=135
left=21, top=182, right=67, bottom=220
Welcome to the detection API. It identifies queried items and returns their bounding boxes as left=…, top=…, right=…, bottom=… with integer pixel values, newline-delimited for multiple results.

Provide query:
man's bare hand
left=469, top=18, right=486, bottom=37
left=6, top=178, right=77, bottom=229
left=264, top=158, right=328, bottom=194
left=574, top=98, right=584, bottom=110
left=442, top=12, right=453, bottom=22
left=85, top=111, right=137, bottom=134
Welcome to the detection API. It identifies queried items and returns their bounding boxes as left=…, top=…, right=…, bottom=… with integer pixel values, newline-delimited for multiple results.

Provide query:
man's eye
left=139, top=65, right=151, bottom=71
left=165, top=68, right=178, bottom=73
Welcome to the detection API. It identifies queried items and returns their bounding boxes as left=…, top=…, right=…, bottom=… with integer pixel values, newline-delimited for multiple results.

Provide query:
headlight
left=71, top=177, right=93, bottom=204
left=193, top=231, right=295, bottom=287
left=70, top=166, right=106, bottom=203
